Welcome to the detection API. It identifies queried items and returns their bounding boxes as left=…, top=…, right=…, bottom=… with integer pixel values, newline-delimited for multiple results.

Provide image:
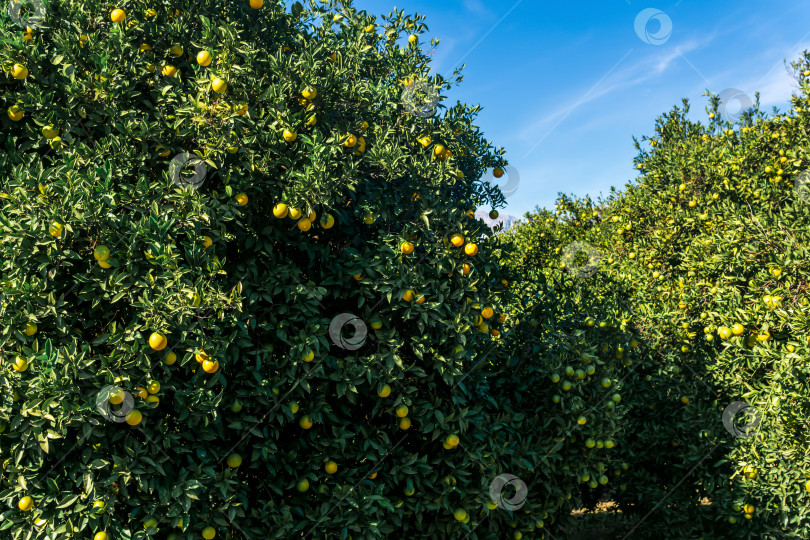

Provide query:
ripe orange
left=320, top=213, right=335, bottom=229
left=202, top=359, right=219, bottom=373
left=169, top=44, right=183, bottom=57
left=249, top=0, right=263, bottom=8
left=464, top=243, right=478, bottom=256
left=297, top=219, right=312, bottom=232
left=148, top=332, right=167, bottom=351
left=110, top=9, right=125, bottom=23
left=402, top=289, right=415, bottom=301
left=7, top=106, right=24, bottom=121
left=12, top=356, right=28, bottom=372
left=283, top=129, right=297, bottom=142
left=299, top=415, right=313, bottom=429
left=302, top=87, right=317, bottom=99
left=125, top=409, right=142, bottom=426
left=273, top=204, right=289, bottom=218
left=211, top=78, right=227, bottom=93
left=93, top=245, right=110, bottom=261
left=378, top=384, right=391, bottom=398
left=161, top=65, right=177, bottom=77
left=461, top=263, right=471, bottom=276
left=446, top=434, right=459, bottom=447
left=433, top=144, right=445, bottom=157
left=11, top=64, right=28, bottom=80
left=395, top=405, right=409, bottom=417
left=227, top=453, right=242, bottom=468
left=235, top=193, right=248, bottom=206
left=416, top=294, right=426, bottom=304
left=493, top=167, right=504, bottom=178
left=202, top=526, right=216, bottom=539
left=302, top=348, right=315, bottom=362
left=197, top=50, right=212, bottom=66
left=399, top=417, right=411, bottom=430
left=18, top=496, right=33, bottom=511
left=450, top=234, right=464, bottom=247
left=481, top=307, right=494, bottom=319
left=325, top=461, right=338, bottom=474
left=296, top=478, right=309, bottom=492
left=400, top=241, right=414, bottom=254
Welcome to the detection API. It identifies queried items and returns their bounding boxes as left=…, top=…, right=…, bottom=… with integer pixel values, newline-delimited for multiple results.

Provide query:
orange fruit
left=211, top=78, right=227, bottom=93
left=125, top=409, right=142, bottom=426
left=18, top=496, right=33, bottom=511
left=297, top=219, right=312, bottom=232
left=235, top=193, right=248, bottom=206
left=464, top=243, right=478, bottom=256
left=110, top=9, right=125, bottom=23
left=148, top=332, right=167, bottom=351
left=377, top=384, right=391, bottom=398
left=493, top=167, right=504, bottom=178
left=325, top=461, right=338, bottom=474
left=250, top=0, right=263, bottom=8
left=481, top=307, right=494, bottom=319
left=197, top=50, right=212, bottom=66
left=273, top=204, right=289, bottom=218
left=400, top=241, right=414, bottom=254
left=450, top=234, right=464, bottom=247
left=202, top=359, right=219, bottom=373
left=402, top=289, right=415, bottom=302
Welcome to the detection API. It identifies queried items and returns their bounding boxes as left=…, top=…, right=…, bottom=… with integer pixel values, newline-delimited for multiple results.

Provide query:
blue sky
left=352, top=0, right=810, bottom=218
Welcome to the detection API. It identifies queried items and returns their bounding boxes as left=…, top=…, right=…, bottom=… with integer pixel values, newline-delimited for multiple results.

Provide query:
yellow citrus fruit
left=493, top=167, right=504, bottom=178
left=481, top=307, right=494, bottom=319
left=450, top=234, right=464, bottom=247
left=461, top=264, right=471, bottom=276
left=169, top=44, right=183, bottom=57
left=156, top=145, right=170, bottom=157
left=416, top=294, right=426, bottom=304
left=404, top=486, right=415, bottom=496
left=400, top=241, right=414, bottom=254
left=138, top=43, right=151, bottom=52
left=399, top=417, right=411, bottom=430
left=202, top=526, right=216, bottom=539
left=42, top=125, right=59, bottom=139
left=202, top=236, right=213, bottom=249
left=145, top=395, right=159, bottom=408
left=94, top=532, right=108, bottom=540
left=320, top=213, right=335, bottom=229
left=290, top=402, right=299, bottom=413
left=446, top=434, right=459, bottom=447
left=283, top=129, right=297, bottom=142
left=13, top=356, right=28, bottom=372
left=202, top=359, right=219, bottom=373
left=369, top=472, right=378, bottom=479
left=11, top=64, right=28, bottom=80
left=148, top=332, right=167, bottom=351
left=197, top=51, right=212, bottom=66
left=211, top=78, right=227, bottom=93
left=227, top=453, right=242, bottom=468
left=147, top=381, right=160, bottom=394
left=433, top=144, right=445, bottom=157
left=378, top=384, right=391, bottom=398
left=299, top=415, right=313, bottom=429
left=402, top=289, right=415, bottom=301
left=23, top=322, right=37, bottom=336
left=135, top=387, right=147, bottom=399
left=302, top=348, right=315, bottom=362
left=325, top=461, right=338, bottom=474
left=125, top=409, right=142, bottom=425
left=161, top=65, right=177, bottom=77
left=18, top=496, right=33, bottom=511
left=744, top=504, right=755, bottom=514
left=297, top=219, right=312, bottom=232
left=249, top=0, right=263, bottom=8
left=453, top=509, right=467, bottom=521
left=288, top=207, right=302, bottom=220
left=464, top=243, right=478, bottom=256
left=302, top=87, right=317, bottom=99
left=110, top=8, right=125, bottom=23
left=296, top=479, right=309, bottom=492
left=109, top=389, right=125, bottom=405
left=395, top=405, right=409, bottom=417
left=93, top=245, right=110, bottom=262
left=7, top=106, right=24, bottom=121
left=273, top=204, right=289, bottom=218
left=306, top=115, right=317, bottom=126
left=235, top=193, right=248, bottom=206
left=409, top=34, right=418, bottom=44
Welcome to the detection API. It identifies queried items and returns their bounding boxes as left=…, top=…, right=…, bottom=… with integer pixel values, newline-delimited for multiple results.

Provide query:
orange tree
left=504, top=52, right=810, bottom=538
left=0, top=0, right=552, bottom=538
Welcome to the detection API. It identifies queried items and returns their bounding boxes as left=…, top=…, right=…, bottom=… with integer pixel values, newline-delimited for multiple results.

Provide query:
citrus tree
left=505, top=51, right=810, bottom=538
left=0, top=0, right=548, bottom=538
